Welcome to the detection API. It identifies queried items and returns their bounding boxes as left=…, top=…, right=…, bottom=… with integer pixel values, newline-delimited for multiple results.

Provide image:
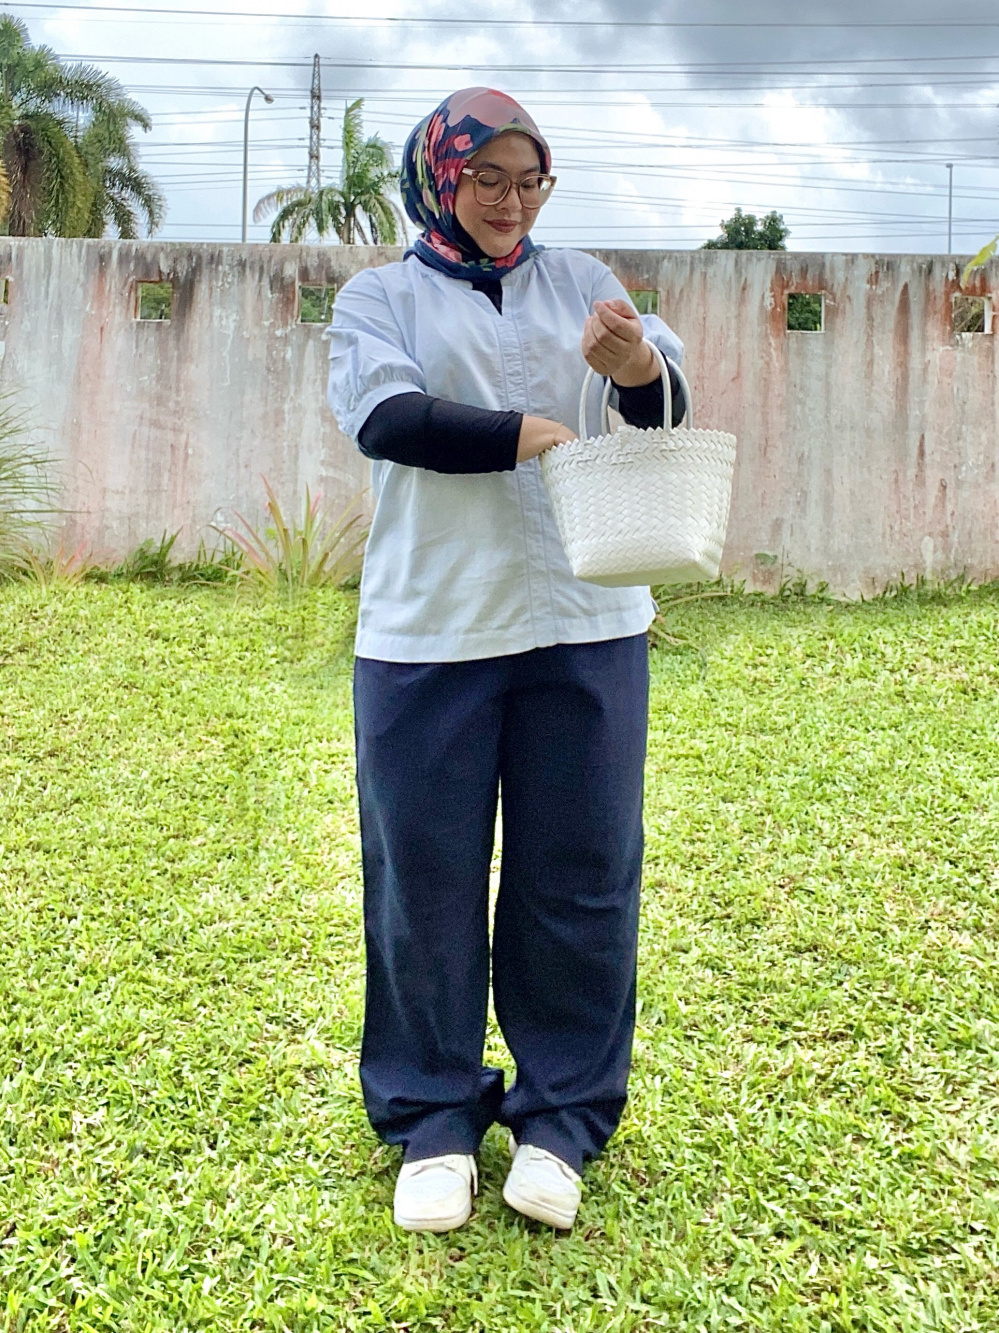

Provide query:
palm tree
left=0, top=15, right=162, bottom=237
left=76, top=104, right=164, bottom=239
left=255, top=98, right=405, bottom=245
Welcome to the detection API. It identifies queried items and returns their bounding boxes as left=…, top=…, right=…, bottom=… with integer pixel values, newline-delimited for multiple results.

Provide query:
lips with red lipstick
left=486, top=220, right=519, bottom=234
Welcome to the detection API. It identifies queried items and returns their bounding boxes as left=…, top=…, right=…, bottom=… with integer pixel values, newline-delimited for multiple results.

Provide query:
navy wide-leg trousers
left=353, top=634, right=649, bottom=1175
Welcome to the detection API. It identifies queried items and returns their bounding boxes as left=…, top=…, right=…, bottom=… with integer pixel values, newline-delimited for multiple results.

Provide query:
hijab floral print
left=401, top=87, right=552, bottom=281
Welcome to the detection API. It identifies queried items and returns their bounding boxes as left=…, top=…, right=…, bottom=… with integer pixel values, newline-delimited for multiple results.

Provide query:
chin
left=477, top=230, right=526, bottom=259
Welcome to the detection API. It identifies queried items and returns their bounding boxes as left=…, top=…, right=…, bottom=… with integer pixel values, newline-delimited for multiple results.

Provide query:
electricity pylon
left=306, top=54, right=321, bottom=191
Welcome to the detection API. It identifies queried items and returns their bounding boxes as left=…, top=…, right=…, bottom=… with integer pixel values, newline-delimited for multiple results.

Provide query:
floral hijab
left=400, top=87, right=552, bottom=281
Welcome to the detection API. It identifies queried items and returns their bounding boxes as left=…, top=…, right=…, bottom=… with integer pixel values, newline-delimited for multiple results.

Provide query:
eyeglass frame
left=459, top=167, right=558, bottom=209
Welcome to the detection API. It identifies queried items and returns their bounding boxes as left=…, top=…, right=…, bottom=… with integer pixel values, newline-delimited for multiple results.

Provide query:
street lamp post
left=946, top=162, right=954, bottom=254
left=242, top=85, right=274, bottom=242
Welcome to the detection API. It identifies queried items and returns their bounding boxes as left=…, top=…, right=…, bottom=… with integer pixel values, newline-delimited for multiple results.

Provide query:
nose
left=496, top=186, right=524, bottom=215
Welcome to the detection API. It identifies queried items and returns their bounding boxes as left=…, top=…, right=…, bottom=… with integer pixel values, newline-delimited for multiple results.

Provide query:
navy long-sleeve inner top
left=357, top=276, right=686, bottom=475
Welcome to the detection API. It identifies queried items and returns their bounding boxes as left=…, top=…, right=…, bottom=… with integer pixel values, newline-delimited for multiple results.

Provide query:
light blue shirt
left=326, top=248, right=684, bottom=663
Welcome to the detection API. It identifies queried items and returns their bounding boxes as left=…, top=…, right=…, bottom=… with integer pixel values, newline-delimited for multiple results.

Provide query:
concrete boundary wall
left=1, top=238, right=997, bottom=593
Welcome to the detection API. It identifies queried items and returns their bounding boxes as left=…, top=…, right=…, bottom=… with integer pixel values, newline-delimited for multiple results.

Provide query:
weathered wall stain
left=1, top=239, right=997, bottom=593
left=594, top=248, right=999, bottom=594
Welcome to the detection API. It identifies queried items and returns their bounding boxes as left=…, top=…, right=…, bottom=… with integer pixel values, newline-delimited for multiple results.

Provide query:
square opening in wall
left=627, top=289, right=659, bottom=316
left=0, top=279, right=9, bottom=305
left=953, top=293, right=992, bottom=334
left=300, top=285, right=337, bottom=323
left=137, top=281, right=173, bottom=321
left=787, top=292, right=823, bottom=331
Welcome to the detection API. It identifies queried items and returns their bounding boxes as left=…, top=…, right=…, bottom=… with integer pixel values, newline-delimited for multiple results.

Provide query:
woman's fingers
left=586, top=303, right=643, bottom=371
left=582, top=305, right=642, bottom=375
left=582, top=338, right=622, bottom=376
left=593, top=299, right=643, bottom=340
left=591, top=307, right=640, bottom=348
left=581, top=326, right=618, bottom=374
left=583, top=313, right=630, bottom=353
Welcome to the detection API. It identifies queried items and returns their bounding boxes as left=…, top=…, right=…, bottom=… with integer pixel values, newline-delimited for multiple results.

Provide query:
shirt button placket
left=506, top=298, right=558, bottom=643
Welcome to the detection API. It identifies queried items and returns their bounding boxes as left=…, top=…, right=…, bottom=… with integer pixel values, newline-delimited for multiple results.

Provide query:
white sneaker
left=393, top=1153, right=477, bottom=1232
left=502, top=1134, right=581, bottom=1229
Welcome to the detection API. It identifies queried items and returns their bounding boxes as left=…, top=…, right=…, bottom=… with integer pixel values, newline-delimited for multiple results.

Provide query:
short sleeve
left=588, top=260, right=685, bottom=367
left=326, top=268, right=426, bottom=440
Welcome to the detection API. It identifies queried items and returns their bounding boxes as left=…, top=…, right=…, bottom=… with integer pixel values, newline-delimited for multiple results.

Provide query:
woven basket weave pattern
left=541, top=426, right=737, bottom=586
left=539, top=347, right=737, bottom=588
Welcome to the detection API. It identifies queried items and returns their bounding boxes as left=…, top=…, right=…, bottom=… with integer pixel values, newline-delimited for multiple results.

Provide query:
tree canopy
left=702, top=208, right=789, bottom=251
left=255, top=98, right=405, bottom=245
left=0, top=15, right=163, bottom=238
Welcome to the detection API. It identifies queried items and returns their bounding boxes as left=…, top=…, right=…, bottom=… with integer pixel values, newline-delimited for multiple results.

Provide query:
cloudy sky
left=12, top=0, right=999, bottom=252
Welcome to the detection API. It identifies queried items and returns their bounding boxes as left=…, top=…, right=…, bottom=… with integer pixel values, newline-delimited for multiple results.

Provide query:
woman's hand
left=582, top=298, right=657, bottom=386
left=517, top=415, right=577, bottom=462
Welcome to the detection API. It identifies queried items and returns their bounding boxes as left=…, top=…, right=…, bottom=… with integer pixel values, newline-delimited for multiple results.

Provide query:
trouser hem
left=374, top=1067, right=506, bottom=1163
left=509, top=1120, right=588, bottom=1177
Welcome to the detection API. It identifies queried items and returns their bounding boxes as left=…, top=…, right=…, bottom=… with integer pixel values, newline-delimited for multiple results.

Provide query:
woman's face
left=453, top=131, right=543, bottom=259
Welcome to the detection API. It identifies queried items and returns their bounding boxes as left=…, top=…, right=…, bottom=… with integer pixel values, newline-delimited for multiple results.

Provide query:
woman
left=327, top=87, right=685, bottom=1234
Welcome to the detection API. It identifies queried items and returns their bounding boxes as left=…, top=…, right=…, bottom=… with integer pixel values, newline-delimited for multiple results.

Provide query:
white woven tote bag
left=540, top=342, right=737, bottom=587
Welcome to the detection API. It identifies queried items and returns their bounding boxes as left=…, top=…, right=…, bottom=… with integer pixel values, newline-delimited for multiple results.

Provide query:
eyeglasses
left=460, top=168, right=557, bottom=209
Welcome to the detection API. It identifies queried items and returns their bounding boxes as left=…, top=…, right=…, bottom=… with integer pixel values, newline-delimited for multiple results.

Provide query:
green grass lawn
left=1, top=583, right=998, bottom=1332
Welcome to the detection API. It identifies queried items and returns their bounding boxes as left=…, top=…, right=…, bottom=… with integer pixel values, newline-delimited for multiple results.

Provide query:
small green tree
left=255, top=98, right=405, bottom=245
left=703, top=207, right=789, bottom=251
left=962, top=236, right=998, bottom=286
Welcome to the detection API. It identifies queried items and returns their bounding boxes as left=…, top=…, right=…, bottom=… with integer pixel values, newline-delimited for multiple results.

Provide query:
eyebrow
left=471, top=159, right=542, bottom=173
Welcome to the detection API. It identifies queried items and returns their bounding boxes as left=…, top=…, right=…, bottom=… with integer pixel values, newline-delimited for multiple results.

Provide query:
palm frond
left=257, top=98, right=401, bottom=246
left=352, top=137, right=394, bottom=181
left=363, top=195, right=403, bottom=246
left=52, top=62, right=145, bottom=123
left=253, top=185, right=308, bottom=223
left=1, top=22, right=159, bottom=238
left=260, top=185, right=346, bottom=243
left=104, top=190, right=135, bottom=239
left=30, top=111, right=89, bottom=234
left=101, top=161, right=164, bottom=235
left=0, top=14, right=31, bottom=56
left=340, top=97, right=365, bottom=174
left=312, top=185, right=345, bottom=239
left=267, top=194, right=312, bottom=243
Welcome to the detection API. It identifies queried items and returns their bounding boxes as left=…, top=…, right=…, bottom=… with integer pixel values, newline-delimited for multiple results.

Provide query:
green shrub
left=0, top=395, right=57, bottom=579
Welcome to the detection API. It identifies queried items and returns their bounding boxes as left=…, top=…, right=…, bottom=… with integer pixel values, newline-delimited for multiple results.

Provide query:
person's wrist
left=518, top=415, right=572, bottom=462
left=611, top=341, right=657, bottom=388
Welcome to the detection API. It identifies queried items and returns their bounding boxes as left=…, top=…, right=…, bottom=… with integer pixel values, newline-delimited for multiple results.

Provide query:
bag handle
left=577, top=339, right=693, bottom=440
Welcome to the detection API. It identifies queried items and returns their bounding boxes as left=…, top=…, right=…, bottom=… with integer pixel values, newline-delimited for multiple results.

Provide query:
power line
left=138, top=147, right=999, bottom=197
left=133, top=131, right=999, bottom=149
left=135, top=163, right=999, bottom=223
left=141, top=137, right=306, bottom=148
left=53, top=53, right=999, bottom=80
left=134, top=137, right=999, bottom=161
left=153, top=219, right=998, bottom=232
left=11, top=1, right=999, bottom=25
left=110, top=86, right=999, bottom=109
